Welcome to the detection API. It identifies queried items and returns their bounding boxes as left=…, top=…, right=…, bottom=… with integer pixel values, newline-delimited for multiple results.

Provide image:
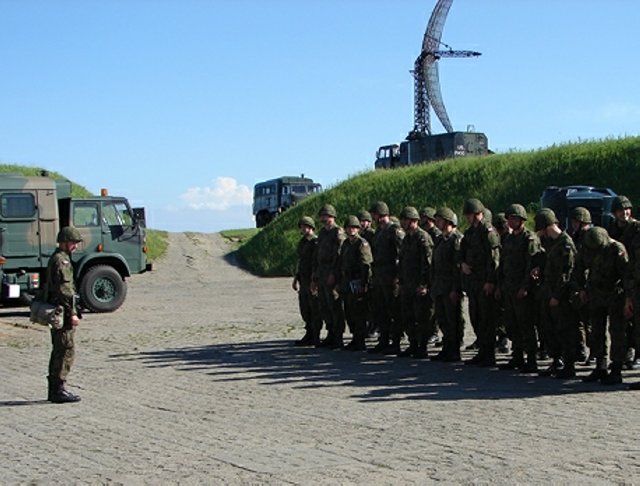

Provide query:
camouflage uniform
left=421, top=210, right=442, bottom=346
left=294, top=221, right=321, bottom=345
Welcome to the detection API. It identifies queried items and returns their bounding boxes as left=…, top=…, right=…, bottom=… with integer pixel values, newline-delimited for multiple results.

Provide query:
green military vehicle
left=252, top=175, right=322, bottom=228
left=540, top=185, right=617, bottom=229
left=0, top=174, right=152, bottom=313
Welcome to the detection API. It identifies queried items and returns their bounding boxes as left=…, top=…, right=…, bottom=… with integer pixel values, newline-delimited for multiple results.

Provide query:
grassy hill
left=237, top=136, right=640, bottom=276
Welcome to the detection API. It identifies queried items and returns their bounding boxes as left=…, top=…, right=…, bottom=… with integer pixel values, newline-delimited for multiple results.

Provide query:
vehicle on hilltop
left=540, top=185, right=617, bottom=229
left=253, top=175, right=322, bottom=228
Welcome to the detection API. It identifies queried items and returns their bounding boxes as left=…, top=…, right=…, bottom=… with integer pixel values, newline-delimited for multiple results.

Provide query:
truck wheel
left=79, top=265, right=127, bottom=313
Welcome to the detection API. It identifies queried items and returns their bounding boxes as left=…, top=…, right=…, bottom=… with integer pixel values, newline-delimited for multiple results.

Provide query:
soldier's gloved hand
left=70, top=315, right=81, bottom=327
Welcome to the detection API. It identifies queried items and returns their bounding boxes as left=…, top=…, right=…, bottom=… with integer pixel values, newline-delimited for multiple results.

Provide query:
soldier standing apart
left=574, top=227, right=629, bottom=384
left=292, top=216, right=322, bottom=346
left=534, top=209, right=578, bottom=378
left=339, top=216, right=373, bottom=351
left=496, top=204, right=543, bottom=373
left=397, top=207, right=433, bottom=358
left=460, top=198, right=501, bottom=366
left=47, top=226, right=83, bottom=403
left=312, top=204, right=346, bottom=349
left=368, top=201, right=405, bottom=354
left=431, top=207, right=464, bottom=362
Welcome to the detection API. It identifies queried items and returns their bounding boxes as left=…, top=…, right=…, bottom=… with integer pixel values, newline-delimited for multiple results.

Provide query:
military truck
left=0, top=174, right=151, bottom=313
left=374, top=130, right=490, bottom=169
left=540, top=185, right=617, bottom=230
left=252, top=175, right=322, bottom=228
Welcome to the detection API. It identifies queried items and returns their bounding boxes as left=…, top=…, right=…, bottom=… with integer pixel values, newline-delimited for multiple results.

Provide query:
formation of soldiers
left=291, top=195, right=640, bottom=390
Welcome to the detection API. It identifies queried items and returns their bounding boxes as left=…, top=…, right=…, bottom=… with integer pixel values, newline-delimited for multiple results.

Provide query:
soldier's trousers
left=503, top=290, right=537, bottom=355
left=344, top=292, right=368, bottom=340
left=589, top=297, right=626, bottom=363
left=372, top=282, right=401, bottom=341
left=466, top=280, right=495, bottom=358
left=400, top=289, right=432, bottom=348
left=540, top=299, right=576, bottom=364
left=318, top=283, right=345, bottom=337
left=434, top=292, right=463, bottom=357
left=49, top=325, right=75, bottom=381
left=298, top=282, right=321, bottom=338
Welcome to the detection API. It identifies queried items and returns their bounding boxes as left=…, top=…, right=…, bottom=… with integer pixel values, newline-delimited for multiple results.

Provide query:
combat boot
left=538, top=357, right=564, bottom=377
left=294, top=331, right=313, bottom=346
left=519, top=353, right=538, bottom=373
left=555, top=362, right=576, bottom=379
left=601, top=362, right=623, bottom=385
left=381, top=338, right=401, bottom=356
left=628, top=381, right=640, bottom=390
left=398, top=343, right=417, bottom=357
left=582, top=358, right=608, bottom=383
left=329, top=333, right=344, bottom=349
left=316, top=332, right=335, bottom=348
left=48, top=378, right=80, bottom=404
left=368, top=333, right=389, bottom=354
left=499, top=350, right=525, bottom=370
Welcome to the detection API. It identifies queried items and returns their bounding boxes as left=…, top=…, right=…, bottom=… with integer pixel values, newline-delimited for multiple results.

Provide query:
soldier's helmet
left=583, top=226, right=610, bottom=250
left=318, top=204, right=337, bottom=218
left=420, top=207, right=437, bottom=220
left=399, top=206, right=420, bottom=220
left=57, top=226, right=83, bottom=243
left=357, top=210, right=372, bottom=222
left=298, top=216, right=315, bottom=229
left=534, top=208, right=558, bottom=231
left=612, top=195, right=632, bottom=212
left=505, top=203, right=528, bottom=220
left=436, top=207, right=458, bottom=226
left=370, top=201, right=390, bottom=216
left=570, top=206, right=592, bottom=224
left=344, top=215, right=361, bottom=228
left=483, top=207, right=493, bottom=224
left=492, top=212, right=507, bottom=227
left=463, top=198, right=485, bottom=215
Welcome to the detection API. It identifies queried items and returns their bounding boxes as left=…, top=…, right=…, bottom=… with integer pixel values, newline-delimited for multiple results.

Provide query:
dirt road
left=2, top=232, right=639, bottom=484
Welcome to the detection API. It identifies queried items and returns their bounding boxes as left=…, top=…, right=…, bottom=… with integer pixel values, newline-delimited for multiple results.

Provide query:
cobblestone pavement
left=1, top=232, right=639, bottom=484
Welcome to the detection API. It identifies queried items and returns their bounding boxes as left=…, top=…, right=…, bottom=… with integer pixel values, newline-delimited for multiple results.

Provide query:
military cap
left=370, top=201, right=390, bottom=216
left=612, top=195, right=632, bottom=212
left=505, top=203, right=528, bottom=220
left=420, top=206, right=437, bottom=220
left=570, top=206, right=592, bottom=224
left=357, top=210, right=372, bottom=222
left=583, top=226, right=610, bottom=250
left=298, top=216, right=315, bottom=229
left=492, top=212, right=508, bottom=227
left=57, top=226, right=83, bottom=243
left=344, top=215, right=361, bottom=228
left=463, top=198, right=485, bottom=215
left=400, top=206, right=420, bottom=220
left=318, top=204, right=337, bottom=218
left=436, top=207, right=458, bottom=226
left=534, top=208, right=558, bottom=231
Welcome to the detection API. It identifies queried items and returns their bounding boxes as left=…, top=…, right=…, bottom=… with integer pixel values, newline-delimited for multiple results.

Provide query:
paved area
left=1, top=232, right=640, bottom=484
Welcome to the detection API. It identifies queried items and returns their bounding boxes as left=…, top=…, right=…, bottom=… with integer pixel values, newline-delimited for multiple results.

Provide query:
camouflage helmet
left=370, top=201, right=389, bottom=216
left=463, top=198, right=485, bottom=215
left=570, top=206, right=592, bottom=224
left=534, top=208, right=559, bottom=231
left=436, top=207, right=458, bottom=226
left=505, top=203, right=527, bottom=220
left=298, top=216, right=315, bottom=229
left=583, top=226, right=610, bottom=250
left=492, top=212, right=508, bottom=227
left=57, top=226, right=83, bottom=243
left=612, top=195, right=632, bottom=212
left=318, top=204, right=337, bottom=218
left=399, top=206, right=420, bottom=220
left=344, top=215, right=361, bottom=228
left=420, top=206, right=437, bottom=220
left=357, top=210, right=372, bottom=222
left=483, top=207, right=493, bottom=224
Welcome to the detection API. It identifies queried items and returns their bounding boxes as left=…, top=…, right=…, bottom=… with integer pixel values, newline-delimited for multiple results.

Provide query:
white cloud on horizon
left=180, top=176, right=252, bottom=211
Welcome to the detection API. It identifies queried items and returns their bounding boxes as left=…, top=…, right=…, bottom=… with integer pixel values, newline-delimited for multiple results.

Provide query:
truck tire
left=79, top=265, right=127, bottom=313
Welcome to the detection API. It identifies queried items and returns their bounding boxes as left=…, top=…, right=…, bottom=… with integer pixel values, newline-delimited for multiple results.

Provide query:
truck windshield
left=103, top=201, right=133, bottom=227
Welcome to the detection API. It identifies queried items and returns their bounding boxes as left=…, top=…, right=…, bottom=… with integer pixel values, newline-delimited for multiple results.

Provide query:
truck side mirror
left=132, top=207, right=146, bottom=228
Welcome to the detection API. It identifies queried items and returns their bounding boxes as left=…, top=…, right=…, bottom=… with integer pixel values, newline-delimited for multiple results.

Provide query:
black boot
left=294, top=331, right=313, bottom=346
left=520, top=353, right=538, bottom=373
left=601, top=362, right=623, bottom=385
left=499, top=350, right=525, bottom=370
left=582, top=358, right=608, bottom=383
left=555, top=361, right=576, bottom=379
left=538, top=357, right=564, bottom=377
left=48, top=378, right=80, bottom=404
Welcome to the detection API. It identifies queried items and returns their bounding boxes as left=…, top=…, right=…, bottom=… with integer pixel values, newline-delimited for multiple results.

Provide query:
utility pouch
left=30, top=300, right=63, bottom=329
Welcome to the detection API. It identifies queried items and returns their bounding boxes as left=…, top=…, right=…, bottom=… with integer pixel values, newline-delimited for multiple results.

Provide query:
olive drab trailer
left=0, top=174, right=152, bottom=313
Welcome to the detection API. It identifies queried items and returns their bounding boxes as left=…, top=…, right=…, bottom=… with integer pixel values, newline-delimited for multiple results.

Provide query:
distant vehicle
left=252, top=175, right=322, bottom=228
left=540, top=185, right=617, bottom=230
left=0, top=173, right=152, bottom=313
left=375, top=129, right=490, bottom=169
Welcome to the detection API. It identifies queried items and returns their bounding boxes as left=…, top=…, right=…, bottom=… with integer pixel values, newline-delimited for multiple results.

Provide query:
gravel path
left=1, top=232, right=639, bottom=484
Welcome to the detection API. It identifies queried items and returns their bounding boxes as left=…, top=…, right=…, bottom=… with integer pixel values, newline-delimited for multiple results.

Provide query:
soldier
left=358, top=210, right=376, bottom=247
left=496, top=204, right=543, bottom=373
left=46, top=226, right=83, bottom=404
left=575, top=227, right=628, bottom=385
left=492, top=212, right=511, bottom=355
left=625, top=219, right=640, bottom=389
left=420, top=206, right=442, bottom=347
left=368, top=201, right=405, bottom=354
left=292, top=216, right=322, bottom=346
left=312, top=204, right=346, bottom=349
left=339, top=216, right=373, bottom=351
left=431, top=207, right=464, bottom=361
left=535, top=209, right=578, bottom=378
left=397, top=206, right=434, bottom=358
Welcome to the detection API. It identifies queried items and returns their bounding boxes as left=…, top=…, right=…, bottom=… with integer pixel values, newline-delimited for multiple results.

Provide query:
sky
left=1, top=0, right=639, bottom=232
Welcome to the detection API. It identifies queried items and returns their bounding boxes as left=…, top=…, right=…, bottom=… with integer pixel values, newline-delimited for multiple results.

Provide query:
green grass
left=145, top=229, right=169, bottom=262
left=237, top=136, right=640, bottom=276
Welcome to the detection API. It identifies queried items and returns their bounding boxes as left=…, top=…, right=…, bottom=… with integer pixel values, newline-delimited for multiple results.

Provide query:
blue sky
left=1, top=0, right=639, bottom=232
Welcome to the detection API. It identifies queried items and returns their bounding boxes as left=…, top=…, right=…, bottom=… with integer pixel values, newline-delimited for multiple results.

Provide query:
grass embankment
left=237, top=136, right=640, bottom=276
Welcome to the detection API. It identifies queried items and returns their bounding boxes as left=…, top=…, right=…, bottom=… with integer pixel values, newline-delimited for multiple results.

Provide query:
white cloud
left=181, top=177, right=252, bottom=211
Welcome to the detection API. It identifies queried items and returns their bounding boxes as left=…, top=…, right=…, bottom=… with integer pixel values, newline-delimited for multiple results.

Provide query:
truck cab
left=540, top=185, right=618, bottom=230
left=253, top=176, right=322, bottom=228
